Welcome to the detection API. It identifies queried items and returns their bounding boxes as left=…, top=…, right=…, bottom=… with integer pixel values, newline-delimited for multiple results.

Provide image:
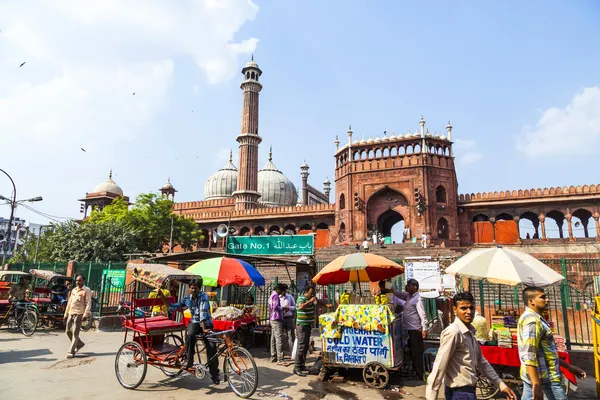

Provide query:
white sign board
left=405, top=261, right=441, bottom=291
left=323, top=327, right=392, bottom=367
left=442, top=274, right=457, bottom=292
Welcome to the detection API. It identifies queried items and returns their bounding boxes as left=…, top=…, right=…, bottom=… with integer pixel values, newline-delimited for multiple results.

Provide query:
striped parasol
left=312, top=253, right=404, bottom=286
left=185, top=257, right=265, bottom=287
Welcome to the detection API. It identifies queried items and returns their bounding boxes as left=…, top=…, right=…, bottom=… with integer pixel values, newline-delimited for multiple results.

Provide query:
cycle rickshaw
left=0, top=270, right=38, bottom=336
left=114, top=263, right=258, bottom=398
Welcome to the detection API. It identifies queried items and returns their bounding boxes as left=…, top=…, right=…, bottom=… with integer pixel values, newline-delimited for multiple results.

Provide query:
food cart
left=312, top=252, right=405, bottom=389
left=320, top=303, right=403, bottom=388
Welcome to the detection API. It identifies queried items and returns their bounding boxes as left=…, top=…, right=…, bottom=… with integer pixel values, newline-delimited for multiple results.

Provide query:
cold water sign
left=324, top=327, right=391, bottom=366
left=226, top=234, right=314, bottom=256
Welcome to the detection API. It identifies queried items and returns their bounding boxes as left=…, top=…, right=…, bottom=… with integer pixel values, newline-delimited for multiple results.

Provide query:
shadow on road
left=0, top=348, right=56, bottom=364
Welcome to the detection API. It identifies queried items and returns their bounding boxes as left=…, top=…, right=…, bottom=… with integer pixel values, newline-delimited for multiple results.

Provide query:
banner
left=226, top=235, right=314, bottom=256
left=101, top=269, right=126, bottom=293
left=405, top=261, right=441, bottom=291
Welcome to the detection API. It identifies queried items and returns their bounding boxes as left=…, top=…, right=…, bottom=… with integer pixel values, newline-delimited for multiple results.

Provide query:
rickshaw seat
left=124, top=318, right=185, bottom=334
left=0, top=299, right=9, bottom=306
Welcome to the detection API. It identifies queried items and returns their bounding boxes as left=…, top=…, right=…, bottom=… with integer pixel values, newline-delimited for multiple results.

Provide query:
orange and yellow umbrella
left=312, top=253, right=404, bottom=285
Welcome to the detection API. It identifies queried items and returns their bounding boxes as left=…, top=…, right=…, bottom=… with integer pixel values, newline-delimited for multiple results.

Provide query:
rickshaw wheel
left=475, top=375, right=500, bottom=399
left=160, top=334, right=184, bottom=377
left=115, top=341, right=147, bottom=389
left=21, top=310, right=37, bottom=336
left=223, top=346, right=258, bottom=398
left=363, top=362, right=389, bottom=389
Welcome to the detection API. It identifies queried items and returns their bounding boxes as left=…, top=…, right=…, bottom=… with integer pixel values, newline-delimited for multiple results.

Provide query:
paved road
left=0, top=328, right=596, bottom=399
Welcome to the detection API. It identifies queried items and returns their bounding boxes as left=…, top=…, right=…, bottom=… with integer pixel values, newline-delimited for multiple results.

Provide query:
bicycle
left=0, top=299, right=38, bottom=336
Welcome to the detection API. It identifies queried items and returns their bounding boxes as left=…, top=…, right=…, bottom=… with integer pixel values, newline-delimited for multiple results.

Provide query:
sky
left=1, top=0, right=599, bottom=226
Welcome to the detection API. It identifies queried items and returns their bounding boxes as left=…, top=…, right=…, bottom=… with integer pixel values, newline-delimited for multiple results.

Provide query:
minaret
left=233, top=56, right=263, bottom=210
left=300, top=161, right=310, bottom=205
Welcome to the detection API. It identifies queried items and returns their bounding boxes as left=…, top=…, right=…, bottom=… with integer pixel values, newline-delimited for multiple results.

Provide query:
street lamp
left=0, top=168, right=43, bottom=265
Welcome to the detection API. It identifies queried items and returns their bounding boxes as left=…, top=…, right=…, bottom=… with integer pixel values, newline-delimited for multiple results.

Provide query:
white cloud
left=460, top=152, right=483, bottom=165
left=517, top=86, right=600, bottom=156
left=0, top=1, right=258, bottom=223
left=453, top=138, right=476, bottom=150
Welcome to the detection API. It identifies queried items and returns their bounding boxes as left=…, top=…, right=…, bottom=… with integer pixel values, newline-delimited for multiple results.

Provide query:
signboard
left=101, top=269, right=126, bottom=293
left=226, top=235, right=314, bottom=256
left=405, top=261, right=441, bottom=291
left=323, top=327, right=392, bottom=366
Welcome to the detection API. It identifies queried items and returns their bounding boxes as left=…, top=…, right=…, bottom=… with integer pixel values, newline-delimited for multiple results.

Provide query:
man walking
left=294, top=285, right=331, bottom=377
left=269, top=283, right=286, bottom=364
left=518, top=286, right=586, bottom=400
left=63, top=274, right=91, bottom=359
left=426, top=292, right=516, bottom=400
left=280, top=284, right=296, bottom=358
left=392, top=278, right=428, bottom=380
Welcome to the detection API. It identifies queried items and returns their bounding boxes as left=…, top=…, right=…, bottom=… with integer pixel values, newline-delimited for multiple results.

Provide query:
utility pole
left=34, top=225, right=46, bottom=264
left=169, top=215, right=174, bottom=253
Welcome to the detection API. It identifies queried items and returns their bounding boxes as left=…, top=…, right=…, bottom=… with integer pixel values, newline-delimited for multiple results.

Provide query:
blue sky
left=1, top=0, right=599, bottom=225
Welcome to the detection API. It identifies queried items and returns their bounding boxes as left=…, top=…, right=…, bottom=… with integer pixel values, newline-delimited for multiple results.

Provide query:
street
left=0, top=328, right=596, bottom=399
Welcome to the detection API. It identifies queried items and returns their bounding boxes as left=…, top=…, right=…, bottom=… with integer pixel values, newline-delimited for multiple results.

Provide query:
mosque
left=79, top=58, right=600, bottom=250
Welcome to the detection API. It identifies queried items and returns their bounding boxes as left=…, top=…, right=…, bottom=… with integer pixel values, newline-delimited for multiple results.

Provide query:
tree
left=89, top=192, right=201, bottom=252
left=10, top=220, right=138, bottom=263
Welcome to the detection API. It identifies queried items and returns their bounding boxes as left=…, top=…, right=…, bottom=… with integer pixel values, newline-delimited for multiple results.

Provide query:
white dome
left=396, top=132, right=403, bottom=139
left=359, top=138, right=367, bottom=145
left=374, top=136, right=381, bottom=143
left=389, top=133, right=396, bottom=140
left=204, top=156, right=238, bottom=200
left=93, top=171, right=123, bottom=196
left=367, top=137, right=374, bottom=144
left=382, top=135, right=389, bottom=142
left=440, top=134, right=447, bottom=140
left=161, top=178, right=174, bottom=190
left=352, top=139, right=360, bottom=145
left=257, top=156, right=297, bottom=207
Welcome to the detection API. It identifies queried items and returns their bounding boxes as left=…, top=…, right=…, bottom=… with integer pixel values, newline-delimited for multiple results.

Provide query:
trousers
left=445, top=386, right=476, bottom=400
left=282, top=317, right=296, bottom=354
left=186, top=322, right=219, bottom=379
left=270, top=320, right=284, bottom=361
left=522, top=381, right=567, bottom=400
left=295, top=324, right=312, bottom=369
left=408, top=329, right=425, bottom=378
left=66, top=314, right=84, bottom=354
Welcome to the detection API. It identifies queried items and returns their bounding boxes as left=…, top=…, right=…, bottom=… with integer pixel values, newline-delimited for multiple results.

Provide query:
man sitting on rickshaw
left=158, top=277, right=220, bottom=385
left=9, top=277, right=29, bottom=303
left=148, top=287, right=170, bottom=317
left=51, top=279, right=70, bottom=305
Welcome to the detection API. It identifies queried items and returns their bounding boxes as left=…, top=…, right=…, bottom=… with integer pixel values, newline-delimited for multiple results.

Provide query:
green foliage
left=11, top=220, right=137, bottom=263
left=89, top=192, right=201, bottom=252
left=12, top=192, right=201, bottom=263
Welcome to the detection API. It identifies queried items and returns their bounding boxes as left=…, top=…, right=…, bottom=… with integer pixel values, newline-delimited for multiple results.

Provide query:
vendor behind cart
left=158, top=277, right=220, bottom=385
left=392, top=278, right=428, bottom=380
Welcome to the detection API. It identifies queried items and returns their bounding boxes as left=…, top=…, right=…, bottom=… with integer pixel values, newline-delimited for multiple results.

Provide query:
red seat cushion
left=124, top=317, right=184, bottom=334
left=0, top=299, right=9, bottom=305
left=32, top=298, right=52, bottom=304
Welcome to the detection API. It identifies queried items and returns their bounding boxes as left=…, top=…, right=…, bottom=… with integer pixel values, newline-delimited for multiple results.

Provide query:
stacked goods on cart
left=496, top=328, right=513, bottom=348
left=554, top=335, right=567, bottom=352
left=212, top=306, right=244, bottom=321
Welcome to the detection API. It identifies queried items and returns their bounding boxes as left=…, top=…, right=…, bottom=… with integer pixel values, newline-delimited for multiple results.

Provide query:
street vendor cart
left=320, top=303, right=403, bottom=388
left=313, top=252, right=405, bottom=389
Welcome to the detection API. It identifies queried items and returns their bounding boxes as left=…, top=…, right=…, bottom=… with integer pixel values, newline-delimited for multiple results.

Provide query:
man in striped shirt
left=518, top=286, right=586, bottom=400
left=294, top=285, right=331, bottom=377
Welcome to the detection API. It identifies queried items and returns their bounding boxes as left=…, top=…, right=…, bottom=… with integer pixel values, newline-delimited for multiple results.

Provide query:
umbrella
left=445, top=247, right=564, bottom=287
left=186, top=257, right=265, bottom=287
left=312, top=253, right=404, bottom=286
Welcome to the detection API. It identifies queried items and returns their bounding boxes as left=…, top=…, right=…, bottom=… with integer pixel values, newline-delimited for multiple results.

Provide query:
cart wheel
left=80, top=317, right=93, bottom=332
left=363, top=362, right=389, bottom=389
left=160, top=334, right=184, bottom=377
left=21, top=310, right=37, bottom=336
left=475, top=375, right=500, bottom=399
left=223, top=346, right=258, bottom=398
left=115, top=341, right=147, bottom=389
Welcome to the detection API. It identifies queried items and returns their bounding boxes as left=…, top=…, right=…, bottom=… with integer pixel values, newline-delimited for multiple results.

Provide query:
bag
left=308, top=356, right=322, bottom=375
left=291, top=337, right=298, bottom=359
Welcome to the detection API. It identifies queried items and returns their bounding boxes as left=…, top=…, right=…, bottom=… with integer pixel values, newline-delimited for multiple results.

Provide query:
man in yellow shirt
left=148, top=287, right=170, bottom=316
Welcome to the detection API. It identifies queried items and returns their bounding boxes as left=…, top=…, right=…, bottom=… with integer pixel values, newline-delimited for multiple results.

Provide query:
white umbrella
left=445, top=247, right=564, bottom=287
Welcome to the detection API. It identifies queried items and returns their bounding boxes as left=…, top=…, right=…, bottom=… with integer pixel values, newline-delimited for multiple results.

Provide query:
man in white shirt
left=63, top=274, right=92, bottom=358
left=392, top=278, right=428, bottom=380
left=279, top=284, right=296, bottom=358
left=421, top=232, right=428, bottom=248
left=362, top=239, right=369, bottom=253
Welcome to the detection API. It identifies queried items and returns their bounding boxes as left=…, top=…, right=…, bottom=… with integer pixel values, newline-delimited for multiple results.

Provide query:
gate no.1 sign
left=226, top=235, right=314, bottom=256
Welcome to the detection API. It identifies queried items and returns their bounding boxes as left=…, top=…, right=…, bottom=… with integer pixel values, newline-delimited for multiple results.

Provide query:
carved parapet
left=458, top=183, right=600, bottom=204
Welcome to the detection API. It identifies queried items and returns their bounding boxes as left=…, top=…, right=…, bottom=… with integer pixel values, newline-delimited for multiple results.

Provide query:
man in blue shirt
left=159, top=277, right=219, bottom=384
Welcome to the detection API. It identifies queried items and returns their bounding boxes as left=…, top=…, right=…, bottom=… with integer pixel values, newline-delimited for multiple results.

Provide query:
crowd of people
left=6, top=271, right=589, bottom=399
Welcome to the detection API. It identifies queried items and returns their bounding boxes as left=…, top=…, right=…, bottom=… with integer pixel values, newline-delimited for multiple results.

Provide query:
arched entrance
left=376, top=209, right=405, bottom=243
left=437, top=217, right=449, bottom=239
left=367, top=186, right=409, bottom=243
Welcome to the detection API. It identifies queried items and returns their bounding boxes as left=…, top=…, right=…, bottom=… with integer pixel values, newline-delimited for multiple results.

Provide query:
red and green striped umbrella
left=186, top=257, right=265, bottom=287
left=312, top=253, right=404, bottom=285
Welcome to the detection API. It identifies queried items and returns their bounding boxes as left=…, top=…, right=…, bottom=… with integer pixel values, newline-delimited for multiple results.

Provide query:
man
left=269, top=283, right=286, bottom=364
left=294, top=285, right=331, bottom=377
left=50, top=278, right=69, bottom=304
left=518, top=286, right=586, bottom=400
left=392, top=278, right=428, bottom=380
left=421, top=232, right=428, bottom=248
left=362, top=239, right=369, bottom=253
left=426, top=292, right=516, bottom=400
left=148, top=286, right=170, bottom=317
left=63, top=274, right=92, bottom=359
left=8, top=276, right=29, bottom=302
left=280, top=284, right=296, bottom=358
left=159, top=278, right=220, bottom=384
